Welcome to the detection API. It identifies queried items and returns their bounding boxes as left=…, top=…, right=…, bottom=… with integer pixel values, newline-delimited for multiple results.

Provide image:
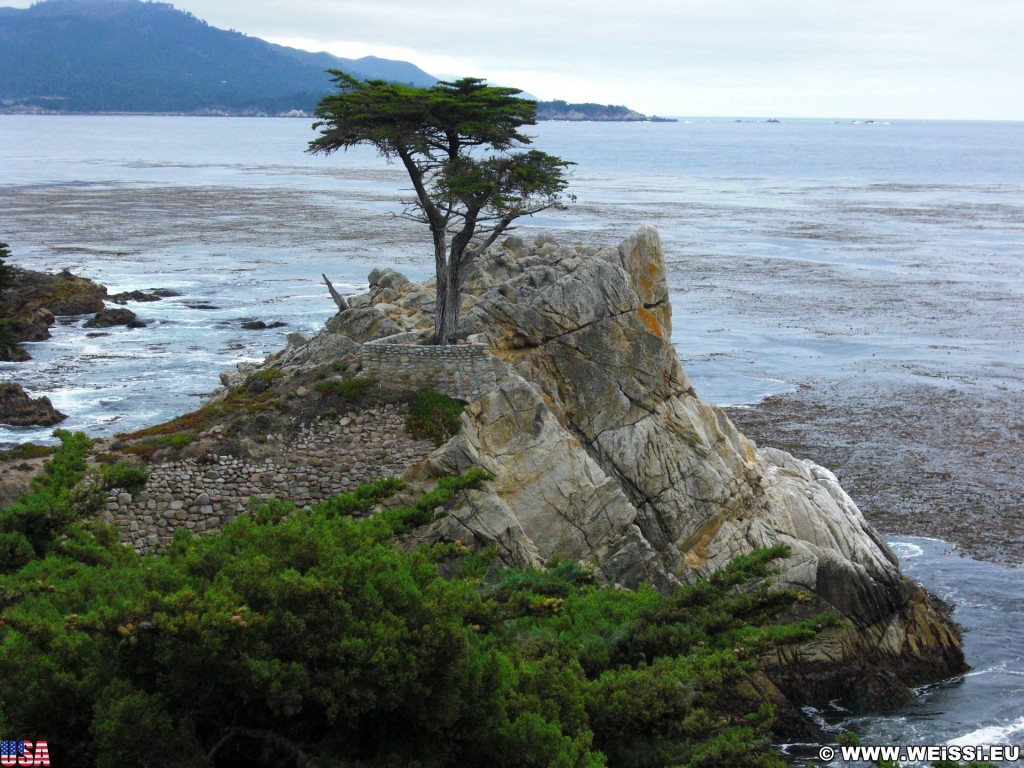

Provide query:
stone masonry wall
left=102, top=403, right=436, bottom=554
left=362, top=335, right=497, bottom=403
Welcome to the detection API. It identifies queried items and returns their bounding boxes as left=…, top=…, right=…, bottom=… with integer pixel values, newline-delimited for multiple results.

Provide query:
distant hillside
left=536, top=100, right=677, bottom=123
left=0, top=0, right=437, bottom=115
left=0, top=0, right=671, bottom=120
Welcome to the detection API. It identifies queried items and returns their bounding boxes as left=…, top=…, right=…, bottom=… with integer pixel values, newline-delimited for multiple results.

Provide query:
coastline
left=725, top=375, right=1024, bottom=566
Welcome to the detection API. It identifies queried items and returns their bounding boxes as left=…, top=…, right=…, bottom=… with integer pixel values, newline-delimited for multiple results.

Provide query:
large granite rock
left=406, top=371, right=671, bottom=589
left=1, top=266, right=109, bottom=361
left=0, top=382, right=67, bottom=427
left=401, top=225, right=965, bottom=707
left=325, top=306, right=403, bottom=343
left=229, top=225, right=964, bottom=708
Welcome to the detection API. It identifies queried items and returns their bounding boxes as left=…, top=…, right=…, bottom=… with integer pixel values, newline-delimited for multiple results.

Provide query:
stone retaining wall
left=362, top=334, right=497, bottom=402
left=103, top=403, right=436, bottom=554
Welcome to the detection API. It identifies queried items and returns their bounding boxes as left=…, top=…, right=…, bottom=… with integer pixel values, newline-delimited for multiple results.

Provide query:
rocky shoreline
left=2, top=226, right=971, bottom=724
left=202, top=227, right=966, bottom=713
left=0, top=265, right=179, bottom=361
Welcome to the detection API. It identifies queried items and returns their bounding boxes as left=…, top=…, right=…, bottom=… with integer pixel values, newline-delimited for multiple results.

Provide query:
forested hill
left=0, top=0, right=437, bottom=115
left=536, top=100, right=677, bottom=122
left=0, top=0, right=672, bottom=120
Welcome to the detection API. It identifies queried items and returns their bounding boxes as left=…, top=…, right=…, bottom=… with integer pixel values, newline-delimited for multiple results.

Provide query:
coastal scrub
left=0, top=442, right=831, bottom=767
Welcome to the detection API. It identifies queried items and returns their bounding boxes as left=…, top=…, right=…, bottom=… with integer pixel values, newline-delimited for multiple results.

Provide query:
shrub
left=0, top=429, right=98, bottom=571
left=98, top=461, right=148, bottom=494
left=406, top=388, right=464, bottom=444
left=371, top=468, right=492, bottom=534
left=0, top=464, right=837, bottom=768
left=0, top=443, right=59, bottom=462
left=315, top=375, right=377, bottom=400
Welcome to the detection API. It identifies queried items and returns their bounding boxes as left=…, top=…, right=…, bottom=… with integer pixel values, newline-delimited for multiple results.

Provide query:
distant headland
left=0, top=0, right=673, bottom=121
left=536, top=100, right=677, bottom=123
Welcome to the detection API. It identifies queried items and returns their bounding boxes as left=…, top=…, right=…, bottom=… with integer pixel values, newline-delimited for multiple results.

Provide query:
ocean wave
left=946, top=715, right=1024, bottom=746
left=889, top=542, right=925, bottom=559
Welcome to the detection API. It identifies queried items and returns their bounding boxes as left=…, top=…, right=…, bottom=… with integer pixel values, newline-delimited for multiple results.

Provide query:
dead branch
left=322, top=273, right=349, bottom=312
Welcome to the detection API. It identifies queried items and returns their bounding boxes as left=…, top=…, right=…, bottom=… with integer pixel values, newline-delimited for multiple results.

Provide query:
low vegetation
left=314, top=375, right=377, bottom=400
left=0, top=442, right=58, bottom=462
left=406, top=387, right=465, bottom=444
left=0, top=431, right=987, bottom=768
left=0, top=430, right=843, bottom=768
left=97, top=460, right=148, bottom=494
left=0, top=430, right=100, bottom=571
left=113, top=374, right=292, bottom=458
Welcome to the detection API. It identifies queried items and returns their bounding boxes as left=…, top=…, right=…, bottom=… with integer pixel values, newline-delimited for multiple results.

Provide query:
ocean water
left=2, top=116, right=1022, bottom=445
left=1, top=115, right=1023, bottom=757
left=785, top=536, right=1024, bottom=766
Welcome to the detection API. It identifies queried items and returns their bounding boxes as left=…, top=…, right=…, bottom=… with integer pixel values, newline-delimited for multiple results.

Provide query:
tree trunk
left=438, top=260, right=460, bottom=345
left=432, top=232, right=449, bottom=344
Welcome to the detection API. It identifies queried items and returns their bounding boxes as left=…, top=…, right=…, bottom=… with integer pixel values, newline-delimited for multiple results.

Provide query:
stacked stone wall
left=362, top=335, right=497, bottom=402
left=103, top=403, right=436, bottom=553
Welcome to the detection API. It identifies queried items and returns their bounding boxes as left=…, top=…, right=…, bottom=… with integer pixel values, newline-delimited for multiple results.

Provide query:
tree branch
left=322, top=274, right=349, bottom=312
left=467, top=215, right=516, bottom=260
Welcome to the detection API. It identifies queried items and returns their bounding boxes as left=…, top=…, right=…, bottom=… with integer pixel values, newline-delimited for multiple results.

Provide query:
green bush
left=406, top=388, right=465, bottom=444
left=372, top=468, right=492, bottom=534
left=98, top=461, right=149, bottom=494
left=0, top=241, right=14, bottom=287
left=0, top=429, right=99, bottom=571
left=0, top=462, right=834, bottom=768
left=315, top=375, right=377, bottom=400
left=0, top=442, right=59, bottom=462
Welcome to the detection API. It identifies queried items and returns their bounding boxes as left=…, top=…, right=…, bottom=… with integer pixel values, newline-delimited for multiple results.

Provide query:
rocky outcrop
left=84, top=307, right=147, bottom=328
left=108, top=288, right=179, bottom=304
left=2, top=267, right=107, bottom=342
left=405, top=370, right=672, bottom=588
left=395, top=225, right=965, bottom=706
left=214, top=225, right=965, bottom=710
left=240, top=319, right=287, bottom=330
left=0, top=266, right=109, bottom=359
left=0, top=382, right=67, bottom=426
left=326, top=306, right=403, bottom=342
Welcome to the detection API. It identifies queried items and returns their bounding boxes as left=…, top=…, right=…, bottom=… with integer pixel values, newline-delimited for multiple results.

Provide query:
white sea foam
left=946, top=715, right=1024, bottom=747
left=890, top=542, right=925, bottom=559
left=963, top=661, right=1007, bottom=678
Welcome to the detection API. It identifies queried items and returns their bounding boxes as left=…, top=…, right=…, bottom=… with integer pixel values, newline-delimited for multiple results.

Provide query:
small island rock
left=0, top=382, right=67, bottom=427
left=84, top=307, right=146, bottom=328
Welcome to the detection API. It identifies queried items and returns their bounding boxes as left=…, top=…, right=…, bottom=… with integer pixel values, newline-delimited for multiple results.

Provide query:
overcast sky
left=14, top=0, right=1024, bottom=119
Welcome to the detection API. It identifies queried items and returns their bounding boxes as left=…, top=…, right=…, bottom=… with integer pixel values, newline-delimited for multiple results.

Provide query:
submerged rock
left=240, top=320, right=287, bottom=330
left=108, top=288, right=179, bottom=304
left=0, top=382, right=67, bottom=427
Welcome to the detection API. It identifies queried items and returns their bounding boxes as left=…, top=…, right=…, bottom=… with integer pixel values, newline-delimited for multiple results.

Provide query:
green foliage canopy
left=308, top=74, right=573, bottom=344
left=0, top=241, right=13, bottom=289
left=0, top=240, right=27, bottom=361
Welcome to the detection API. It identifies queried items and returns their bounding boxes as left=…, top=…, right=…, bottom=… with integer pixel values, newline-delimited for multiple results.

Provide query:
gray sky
left=13, top=0, right=1024, bottom=119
